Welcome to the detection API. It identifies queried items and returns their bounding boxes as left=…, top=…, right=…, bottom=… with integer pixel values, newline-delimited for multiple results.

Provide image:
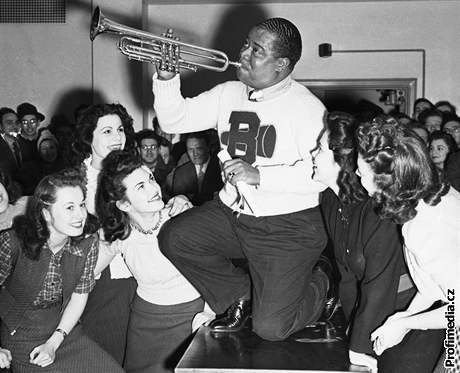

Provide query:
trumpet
left=90, top=7, right=241, bottom=73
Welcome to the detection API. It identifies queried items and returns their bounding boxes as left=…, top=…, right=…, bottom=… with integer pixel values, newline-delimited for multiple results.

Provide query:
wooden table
left=176, top=312, right=370, bottom=373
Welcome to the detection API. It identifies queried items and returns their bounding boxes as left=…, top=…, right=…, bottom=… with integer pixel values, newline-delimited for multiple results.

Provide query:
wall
left=0, top=1, right=459, bottom=130
left=146, top=0, right=460, bottom=119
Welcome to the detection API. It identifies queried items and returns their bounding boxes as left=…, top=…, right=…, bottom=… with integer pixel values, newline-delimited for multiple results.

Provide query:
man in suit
left=0, top=107, right=21, bottom=178
left=170, top=131, right=223, bottom=206
left=16, top=102, right=44, bottom=164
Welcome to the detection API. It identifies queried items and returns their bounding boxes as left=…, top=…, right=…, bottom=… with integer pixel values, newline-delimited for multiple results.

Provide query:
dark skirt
left=1, top=304, right=124, bottom=373
left=80, top=267, right=137, bottom=366
left=124, top=294, right=204, bottom=373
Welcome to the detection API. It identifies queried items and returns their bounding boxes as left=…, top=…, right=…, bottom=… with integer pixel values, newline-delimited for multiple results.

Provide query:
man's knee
left=157, top=219, right=182, bottom=258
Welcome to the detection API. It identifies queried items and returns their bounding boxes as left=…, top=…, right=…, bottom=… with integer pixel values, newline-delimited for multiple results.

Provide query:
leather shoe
left=314, top=254, right=339, bottom=321
left=209, top=299, right=251, bottom=333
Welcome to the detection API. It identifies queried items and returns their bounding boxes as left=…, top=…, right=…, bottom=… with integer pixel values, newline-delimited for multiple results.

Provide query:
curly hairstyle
left=72, top=103, right=136, bottom=165
left=356, top=115, right=449, bottom=224
left=12, top=168, right=99, bottom=260
left=326, top=111, right=367, bottom=205
left=0, top=168, right=22, bottom=205
left=256, top=18, right=302, bottom=70
left=96, top=150, right=143, bottom=243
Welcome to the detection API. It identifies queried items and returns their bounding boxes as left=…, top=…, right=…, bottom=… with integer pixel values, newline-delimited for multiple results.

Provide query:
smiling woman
left=95, top=150, right=203, bottom=373
left=73, top=103, right=138, bottom=366
left=0, top=168, right=124, bottom=372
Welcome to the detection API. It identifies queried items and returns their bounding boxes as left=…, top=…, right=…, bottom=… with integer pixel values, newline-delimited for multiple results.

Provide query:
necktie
left=12, top=140, right=22, bottom=166
left=197, top=165, right=205, bottom=192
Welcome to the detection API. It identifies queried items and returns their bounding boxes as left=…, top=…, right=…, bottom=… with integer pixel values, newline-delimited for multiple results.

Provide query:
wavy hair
left=0, top=168, right=22, bottom=205
left=12, top=168, right=99, bottom=260
left=72, top=103, right=136, bottom=165
left=356, top=115, right=449, bottom=224
left=326, top=111, right=367, bottom=205
left=96, top=150, right=143, bottom=243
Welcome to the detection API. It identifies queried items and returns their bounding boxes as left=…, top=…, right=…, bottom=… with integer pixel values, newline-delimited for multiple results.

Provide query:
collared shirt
left=194, top=158, right=210, bottom=178
left=0, top=232, right=98, bottom=308
left=246, top=75, right=292, bottom=102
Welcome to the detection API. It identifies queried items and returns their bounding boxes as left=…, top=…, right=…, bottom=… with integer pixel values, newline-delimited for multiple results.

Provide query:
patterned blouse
left=0, top=230, right=98, bottom=307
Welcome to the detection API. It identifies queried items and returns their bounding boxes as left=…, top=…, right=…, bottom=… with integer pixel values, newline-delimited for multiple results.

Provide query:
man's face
left=186, top=138, right=209, bottom=166
left=140, top=138, right=159, bottom=166
left=20, top=114, right=39, bottom=138
left=236, top=27, right=286, bottom=90
left=1, top=112, right=20, bottom=137
left=443, top=120, right=460, bottom=146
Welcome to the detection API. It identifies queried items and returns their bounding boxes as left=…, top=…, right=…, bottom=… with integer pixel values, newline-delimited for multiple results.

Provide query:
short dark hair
left=73, top=103, right=136, bottom=165
left=184, top=131, right=210, bottom=146
left=256, top=18, right=302, bottom=70
left=418, top=108, right=443, bottom=125
left=428, top=130, right=457, bottom=154
left=441, top=113, right=460, bottom=129
left=413, top=98, right=433, bottom=111
left=325, top=111, right=367, bottom=204
left=435, top=100, right=456, bottom=115
left=357, top=115, right=449, bottom=224
left=0, top=107, right=16, bottom=126
left=96, top=150, right=143, bottom=243
left=13, top=168, right=98, bottom=260
left=135, top=129, right=161, bottom=148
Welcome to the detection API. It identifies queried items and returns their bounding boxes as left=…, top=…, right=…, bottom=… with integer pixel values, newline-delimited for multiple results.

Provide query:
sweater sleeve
left=349, top=207, right=404, bottom=355
left=152, top=73, right=222, bottom=134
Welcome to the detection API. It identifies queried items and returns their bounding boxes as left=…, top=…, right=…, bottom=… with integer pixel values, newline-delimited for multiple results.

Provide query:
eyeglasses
left=444, top=127, right=460, bottom=134
left=21, top=118, right=38, bottom=126
left=141, top=144, right=158, bottom=151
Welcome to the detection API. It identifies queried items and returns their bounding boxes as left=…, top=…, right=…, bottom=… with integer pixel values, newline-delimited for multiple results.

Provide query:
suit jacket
left=0, top=136, right=19, bottom=177
left=446, top=150, right=460, bottom=192
left=171, top=154, right=223, bottom=206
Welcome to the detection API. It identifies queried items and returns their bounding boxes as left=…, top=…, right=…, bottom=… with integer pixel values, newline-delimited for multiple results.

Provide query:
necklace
left=130, top=210, right=164, bottom=235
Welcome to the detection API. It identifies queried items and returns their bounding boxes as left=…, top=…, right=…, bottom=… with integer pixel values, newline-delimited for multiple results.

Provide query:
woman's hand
left=29, top=339, right=59, bottom=367
left=165, top=195, right=193, bottom=217
left=349, top=350, right=377, bottom=372
left=371, top=312, right=410, bottom=355
left=0, top=348, right=12, bottom=369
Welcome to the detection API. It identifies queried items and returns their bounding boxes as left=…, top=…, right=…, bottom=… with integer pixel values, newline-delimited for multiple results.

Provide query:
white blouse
left=402, top=188, right=460, bottom=305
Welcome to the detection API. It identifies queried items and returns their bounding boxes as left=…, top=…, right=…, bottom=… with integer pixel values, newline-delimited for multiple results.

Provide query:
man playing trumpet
left=153, top=17, right=334, bottom=341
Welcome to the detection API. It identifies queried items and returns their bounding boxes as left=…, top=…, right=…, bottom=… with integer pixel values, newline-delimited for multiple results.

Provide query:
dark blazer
left=171, top=154, right=223, bottom=206
left=446, top=150, right=460, bottom=192
left=0, top=136, right=19, bottom=177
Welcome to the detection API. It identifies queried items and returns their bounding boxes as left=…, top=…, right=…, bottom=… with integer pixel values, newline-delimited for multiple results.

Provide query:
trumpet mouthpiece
left=229, top=61, right=242, bottom=68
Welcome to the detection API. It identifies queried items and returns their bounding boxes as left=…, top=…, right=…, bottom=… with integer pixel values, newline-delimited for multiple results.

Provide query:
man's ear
left=116, top=199, right=131, bottom=212
left=276, top=57, right=290, bottom=72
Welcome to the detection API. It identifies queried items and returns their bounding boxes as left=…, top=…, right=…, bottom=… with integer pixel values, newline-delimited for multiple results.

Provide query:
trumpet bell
left=89, top=7, right=241, bottom=73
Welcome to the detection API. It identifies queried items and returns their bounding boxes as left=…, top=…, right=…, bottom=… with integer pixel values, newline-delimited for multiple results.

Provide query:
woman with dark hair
left=0, top=168, right=123, bottom=372
left=356, top=115, right=459, bottom=372
left=0, top=168, right=28, bottom=231
left=95, top=150, right=205, bottom=373
left=412, top=98, right=434, bottom=121
left=74, top=103, right=138, bottom=365
left=428, top=130, right=457, bottom=176
left=311, top=112, right=414, bottom=373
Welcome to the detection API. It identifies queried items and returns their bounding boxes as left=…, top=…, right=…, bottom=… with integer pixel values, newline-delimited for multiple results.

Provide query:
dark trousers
left=159, top=198, right=328, bottom=341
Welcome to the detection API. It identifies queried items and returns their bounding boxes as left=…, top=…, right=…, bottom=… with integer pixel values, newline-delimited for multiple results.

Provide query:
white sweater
left=152, top=74, right=326, bottom=216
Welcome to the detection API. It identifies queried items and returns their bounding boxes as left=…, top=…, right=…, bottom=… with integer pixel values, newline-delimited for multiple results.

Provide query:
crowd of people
left=0, top=15, right=459, bottom=373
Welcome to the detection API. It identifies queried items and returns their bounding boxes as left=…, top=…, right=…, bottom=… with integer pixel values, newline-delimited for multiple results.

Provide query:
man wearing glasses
left=16, top=102, right=45, bottom=163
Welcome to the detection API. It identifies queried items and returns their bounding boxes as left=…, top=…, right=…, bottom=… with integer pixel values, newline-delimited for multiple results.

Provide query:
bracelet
left=55, top=328, right=68, bottom=339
